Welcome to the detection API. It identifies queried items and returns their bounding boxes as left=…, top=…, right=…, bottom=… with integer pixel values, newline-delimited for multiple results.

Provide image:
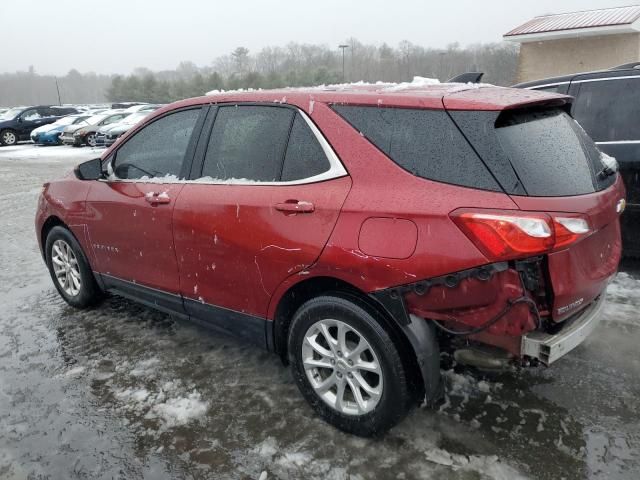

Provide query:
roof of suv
left=159, top=80, right=571, bottom=114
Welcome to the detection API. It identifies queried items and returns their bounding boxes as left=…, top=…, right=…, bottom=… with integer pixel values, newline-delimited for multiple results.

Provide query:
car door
left=172, top=104, right=351, bottom=342
left=85, top=106, right=205, bottom=312
left=17, top=107, right=48, bottom=138
left=569, top=74, right=640, bottom=254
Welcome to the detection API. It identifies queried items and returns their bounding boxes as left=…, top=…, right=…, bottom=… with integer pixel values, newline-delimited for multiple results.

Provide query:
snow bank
left=0, top=144, right=100, bottom=163
left=111, top=378, right=209, bottom=429
left=424, top=448, right=529, bottom=479
left=151, top=391, right=209, bottom=428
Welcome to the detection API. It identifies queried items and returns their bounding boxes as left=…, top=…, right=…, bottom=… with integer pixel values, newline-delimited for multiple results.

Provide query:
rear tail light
left=553, top=216, right=590, bottom=249
left=450, top=209, right=591, bottom=261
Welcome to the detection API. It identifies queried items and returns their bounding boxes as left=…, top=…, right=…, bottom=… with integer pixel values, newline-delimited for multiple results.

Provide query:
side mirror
left=75, top=158, right=104, bottom=181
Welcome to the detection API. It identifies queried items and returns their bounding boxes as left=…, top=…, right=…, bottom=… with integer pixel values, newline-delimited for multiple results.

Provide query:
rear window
left=450, top=108, right=615, bottom=197
left=495, top=108, right=614, bottom=196
left=332, top=105, right=501, bottom=192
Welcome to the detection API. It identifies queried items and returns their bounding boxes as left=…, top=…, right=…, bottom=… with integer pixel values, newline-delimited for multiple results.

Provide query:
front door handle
left=274, top=200, right=315, bottom=213
left=145, top=192, right=171, bottom=204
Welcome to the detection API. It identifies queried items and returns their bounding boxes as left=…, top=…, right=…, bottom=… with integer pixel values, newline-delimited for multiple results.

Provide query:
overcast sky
left=0, top=0, right=629, bottom=75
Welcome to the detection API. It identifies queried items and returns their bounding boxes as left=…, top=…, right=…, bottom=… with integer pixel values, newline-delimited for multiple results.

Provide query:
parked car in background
left=30, top=114, right=92, bottom=145
left=95, top=111, right=154, bottom=147
left=111, top=102, right=146, bottom=109
left=123, top=104, right=162, bottom=114
left=0, top=108, right=10, bottom=117
left=60, top=111, right=130, bottom=147
left=37, top=84, right=624, bottom=436
left=0, top=105, right=79, bottom=146
left=515, top=62, right=640, bottom=256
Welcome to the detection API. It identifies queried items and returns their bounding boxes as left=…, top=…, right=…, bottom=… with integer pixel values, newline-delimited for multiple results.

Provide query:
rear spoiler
left=448, top=72, right=484, bottom=83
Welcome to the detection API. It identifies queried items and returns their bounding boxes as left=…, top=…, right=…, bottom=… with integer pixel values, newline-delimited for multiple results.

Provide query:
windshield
left=0, top=107, right=26, bottom=120
left=54, top=115, right=83, bottom=126
left=85, top=114, right=109, bottom=125
left=122, top=112, right=148, bottom=125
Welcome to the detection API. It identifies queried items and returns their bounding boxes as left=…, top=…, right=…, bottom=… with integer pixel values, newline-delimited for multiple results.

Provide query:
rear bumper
left=521, top=293, right=606, bottom=365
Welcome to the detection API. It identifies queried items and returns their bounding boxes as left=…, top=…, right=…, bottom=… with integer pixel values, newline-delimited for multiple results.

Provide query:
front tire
left=0, top=129, right=18, bottom=146
left=85, top=133, right=96, bottom=147
left=45, top=226, right=102, bottom=308
left=288, top=295, right=411, bottom=436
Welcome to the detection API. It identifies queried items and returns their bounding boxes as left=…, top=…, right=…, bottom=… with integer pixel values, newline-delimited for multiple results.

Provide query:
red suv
left=36, top=84, right=624, bottom=436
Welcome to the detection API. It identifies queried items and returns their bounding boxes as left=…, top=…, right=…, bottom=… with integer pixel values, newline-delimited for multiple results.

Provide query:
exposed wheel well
left=273, top=276, right=426, bottom=398
left=40, top=216, right=67, bottom=260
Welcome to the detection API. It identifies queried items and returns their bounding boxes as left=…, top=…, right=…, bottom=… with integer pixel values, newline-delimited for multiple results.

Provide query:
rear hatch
left=445, top=92, right=625, bottom=322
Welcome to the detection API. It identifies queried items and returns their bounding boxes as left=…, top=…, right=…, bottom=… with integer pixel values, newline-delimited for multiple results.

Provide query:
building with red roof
left=504, top=5, right=640, bottom=82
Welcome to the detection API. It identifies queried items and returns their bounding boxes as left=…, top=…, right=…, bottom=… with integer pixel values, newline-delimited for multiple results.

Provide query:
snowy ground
left=0, top=143, right=639, bottom=480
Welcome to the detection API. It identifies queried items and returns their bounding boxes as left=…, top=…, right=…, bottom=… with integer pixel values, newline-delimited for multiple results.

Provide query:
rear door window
left=571, top=77, right=640, bottom=142
left=332, top=105, right=500, bottom=191
left=200, top=105, right=294, bottom=181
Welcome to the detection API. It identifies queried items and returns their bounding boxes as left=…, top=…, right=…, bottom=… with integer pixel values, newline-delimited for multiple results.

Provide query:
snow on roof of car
left=196, top=76, right=570, bottom=112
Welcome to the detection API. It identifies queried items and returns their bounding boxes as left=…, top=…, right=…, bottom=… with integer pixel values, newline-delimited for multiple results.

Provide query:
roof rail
left=448, top=72, right=485, bottom=83
left=609, top=62, right=640, bottom=70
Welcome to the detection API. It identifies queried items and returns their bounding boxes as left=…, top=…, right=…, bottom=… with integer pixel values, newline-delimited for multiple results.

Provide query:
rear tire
left=0, top=129, right=18, bottom=146
left=288, top=295, right=411, bottom=436
left=45, top=226, right=103, bottom=309
left=85, top=133, right=96, bottom=147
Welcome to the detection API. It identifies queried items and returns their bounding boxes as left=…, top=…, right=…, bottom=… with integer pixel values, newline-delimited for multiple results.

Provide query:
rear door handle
left=274, top=200, right=315, bottom=213
left=145, top=192, right=171, bottom=204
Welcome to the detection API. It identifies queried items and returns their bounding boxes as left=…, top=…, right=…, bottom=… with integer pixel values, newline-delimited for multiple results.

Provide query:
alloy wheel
left=302, top=319, right=383, bottom=415
left=51, top=239, right=82, bottom=296
left=2, top=131, right=16, bottom=145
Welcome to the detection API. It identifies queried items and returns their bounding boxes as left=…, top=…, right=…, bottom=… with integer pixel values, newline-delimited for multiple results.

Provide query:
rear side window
left=492, top=108, right=614, bottom=196
left=281, top=114, right=330, bottom=181
left=201, top=106, right=294, bottom=181
left=571, top=78, right=640, bottom=142
left=332, top=105, right=501, bottom=191
left=113, top=108, right=199, bottom=180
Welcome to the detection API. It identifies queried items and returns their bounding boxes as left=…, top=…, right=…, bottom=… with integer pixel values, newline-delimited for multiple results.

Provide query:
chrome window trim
left=103, top=107, right=348, bottom=186
left=527, top=74, right=640, bottom=91
left=525, top=81, right=569, bottom=90
left=596, top=140, right=640, bottom=145
left=572, top=74, right=640, bottom=84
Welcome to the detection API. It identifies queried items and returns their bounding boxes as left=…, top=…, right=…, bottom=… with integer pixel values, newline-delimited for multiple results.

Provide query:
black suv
left=0, top=105, right=79, bottom=146
left=515, top=63, right=640, bottom=257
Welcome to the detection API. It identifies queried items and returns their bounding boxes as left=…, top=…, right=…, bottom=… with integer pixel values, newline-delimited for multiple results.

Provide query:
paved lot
left=0, top=144, right=638, bottom=480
